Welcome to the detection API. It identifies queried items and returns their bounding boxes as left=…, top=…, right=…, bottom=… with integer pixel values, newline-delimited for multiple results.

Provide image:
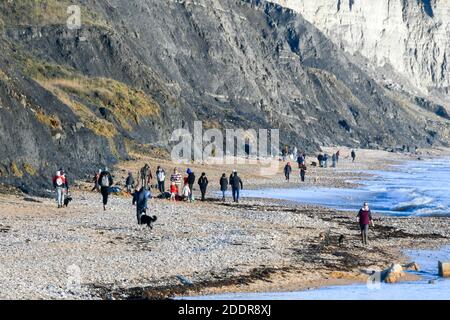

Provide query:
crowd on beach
left=50, top=148, right=375, bottom=244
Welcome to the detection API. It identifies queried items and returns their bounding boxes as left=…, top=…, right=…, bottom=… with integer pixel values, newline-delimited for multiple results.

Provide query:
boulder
left=438, top=261, right=450, bottom=278
left=382, top=264, right=406, bottom=283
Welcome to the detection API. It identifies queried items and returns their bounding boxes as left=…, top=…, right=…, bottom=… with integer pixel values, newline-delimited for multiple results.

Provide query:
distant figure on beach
left=317, top=154, right=324, bottom=167
left=98, top=167, right=113, bottom=211
left=198, top=172, right=209, bottom=201
left=182, top=180, right=191, bottom=202
left=299, top=164, right=307, bottom=182
left=336, top=150, right=340, bottom=164
left=351, top=149, right=356, bottom=163
left=170, top=181, right=178, bottom=201
left=282, top=145, right=288, bottom=161
left=156, top=166, right=166, bottom=193
left=284, top=162, right=292, bottom=181
left=186, top=168, right=196, bottom=201
left=297, top=153, right=305, bottom=167
left=132, top=187, right=151, bottom=224
left=229, top=170, right=243, bottom=203
left=323, top=153, right=329, bottom=168
left=170, top=168, right=182, bottom=196
left=125, top=172, right=135, bottom=193
left=220, top=173, right=228, bottom=202
left=140, top=164, right=153, bottom=189
left=132, top=187, right=157, bottom=229
left=91, top=169, right=101, bottom=192
left=52, top=169, right=69, bottom=208
left=332, top=153, right=337, bottom=168
left=357, top=202, right=374, bottom=245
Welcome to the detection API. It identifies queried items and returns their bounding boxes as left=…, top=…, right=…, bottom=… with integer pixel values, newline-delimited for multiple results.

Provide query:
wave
left=392, top=196, right=434, bottom=212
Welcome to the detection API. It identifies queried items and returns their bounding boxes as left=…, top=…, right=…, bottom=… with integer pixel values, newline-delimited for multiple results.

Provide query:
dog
left=63, top=195, right=73, bottom=207
left=140, top=214, right=158, bottom=229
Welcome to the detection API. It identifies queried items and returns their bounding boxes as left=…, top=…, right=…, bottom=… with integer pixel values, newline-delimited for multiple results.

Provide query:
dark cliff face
left=0, top=0, right=447, bottom=193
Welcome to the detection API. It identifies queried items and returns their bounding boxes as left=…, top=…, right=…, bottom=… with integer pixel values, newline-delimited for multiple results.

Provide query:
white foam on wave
left=241, top=157, right=450, bottom=217
left=393, top=196, right=435, bottom=212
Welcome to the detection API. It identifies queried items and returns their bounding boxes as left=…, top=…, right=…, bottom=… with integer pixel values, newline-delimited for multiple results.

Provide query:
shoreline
left=0, top=147, right=449, bottom=299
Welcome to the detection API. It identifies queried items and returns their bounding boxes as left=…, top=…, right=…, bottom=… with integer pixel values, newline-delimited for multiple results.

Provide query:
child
left=170, top=182, right=178, bottom=201
left=182, top=183, right=191, bottom=201
left=300, top=164, right=307, bottom=182
left=284, top=162, right=292, bottom=181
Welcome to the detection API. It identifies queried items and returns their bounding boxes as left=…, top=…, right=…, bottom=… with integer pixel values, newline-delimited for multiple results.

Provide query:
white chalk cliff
left=270, top=0, right=450, bottom=97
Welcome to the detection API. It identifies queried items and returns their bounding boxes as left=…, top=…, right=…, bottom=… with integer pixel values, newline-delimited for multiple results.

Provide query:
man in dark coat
left=219, top=173, right=228, bottom=202
left=187, top=168, right=196, bottom=200
left=229, top=170, right=243, bottom=203
left=197, top=172, right=209, bottom=201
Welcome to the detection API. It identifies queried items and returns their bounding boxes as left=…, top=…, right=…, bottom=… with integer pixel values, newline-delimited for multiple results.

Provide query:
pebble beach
left=0, top=147, right=449, bottom=299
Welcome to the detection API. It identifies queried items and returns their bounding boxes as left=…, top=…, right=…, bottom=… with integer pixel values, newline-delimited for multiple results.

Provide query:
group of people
left=52, top=148, right=375, bottom=243
left=316, top=150, right=341, bottom=168
left=121, top=164, right=245, bottom=204
left=166, top=168, right=243, bottom=203
left=168, top=168, right=209, bottom=202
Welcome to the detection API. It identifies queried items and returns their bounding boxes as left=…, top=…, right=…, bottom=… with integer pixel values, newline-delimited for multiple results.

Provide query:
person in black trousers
left=187, top=168, right=196, bottom=201
left=300, top=164, right=307, bottom=182
left=198, top=172, right=209, bottom=201
left=220, top=173, right=228, bottom=201
left=98, top=167, right=113, bottom=211
left=229, top=170, right=243, bottom=203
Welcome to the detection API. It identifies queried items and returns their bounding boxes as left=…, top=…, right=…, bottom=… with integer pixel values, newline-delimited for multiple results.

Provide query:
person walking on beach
left=332, top=153, right=337, bottom=168
left=357, top=202, right=374, bottom=245
left=132, top=187, right=151, bottom=225
left=220, top=173, right=228, bottom=202
left=299, top=164, right=307, bottom=182
left=351, top=149, right=356, bottom=163
left=52, top=169, right=69, bottom=208
left=98, top=167, right=113, bottom=211
left=323, top=153, right=329, bottom=168
left=284, top=162, right=292, bottom=181
left=125, top=172, right=135, bottom=194
left=91, top=169, right=101, bottom=192
left=229, top=170, right=243, bottom=203
left=336, top=150, right=340, bottom=164
left=297, top=153, right=305, bottom=168
left=170, top=168, right=182, bottom=196
left=156, top=166, right=166, bottom=193
left=198, top=172, right=209, bottom=201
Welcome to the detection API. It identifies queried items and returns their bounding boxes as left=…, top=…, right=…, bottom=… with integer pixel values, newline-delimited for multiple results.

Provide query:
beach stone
left=383, top=264, right=405, bottom=283
left=402, top=262, right=420, bottom=271
left=438, top=261, right=450, bottom=278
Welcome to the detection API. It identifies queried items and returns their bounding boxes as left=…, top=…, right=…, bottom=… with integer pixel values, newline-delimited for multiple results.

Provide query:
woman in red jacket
left=357, top=202, right=375, bottom=245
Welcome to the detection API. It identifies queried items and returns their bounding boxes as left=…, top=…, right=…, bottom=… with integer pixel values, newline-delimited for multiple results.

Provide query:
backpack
left=100, top=173, right=110, bottom=187
left=55, top=176, right=64, bottom=187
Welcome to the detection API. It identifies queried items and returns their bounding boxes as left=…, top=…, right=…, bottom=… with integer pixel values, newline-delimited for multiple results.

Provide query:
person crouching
left=132, top=187, right=156, bottom=229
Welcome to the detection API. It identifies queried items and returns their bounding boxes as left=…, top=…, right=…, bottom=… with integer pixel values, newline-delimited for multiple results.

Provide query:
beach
left=0, top=147, right=449, bottom=299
